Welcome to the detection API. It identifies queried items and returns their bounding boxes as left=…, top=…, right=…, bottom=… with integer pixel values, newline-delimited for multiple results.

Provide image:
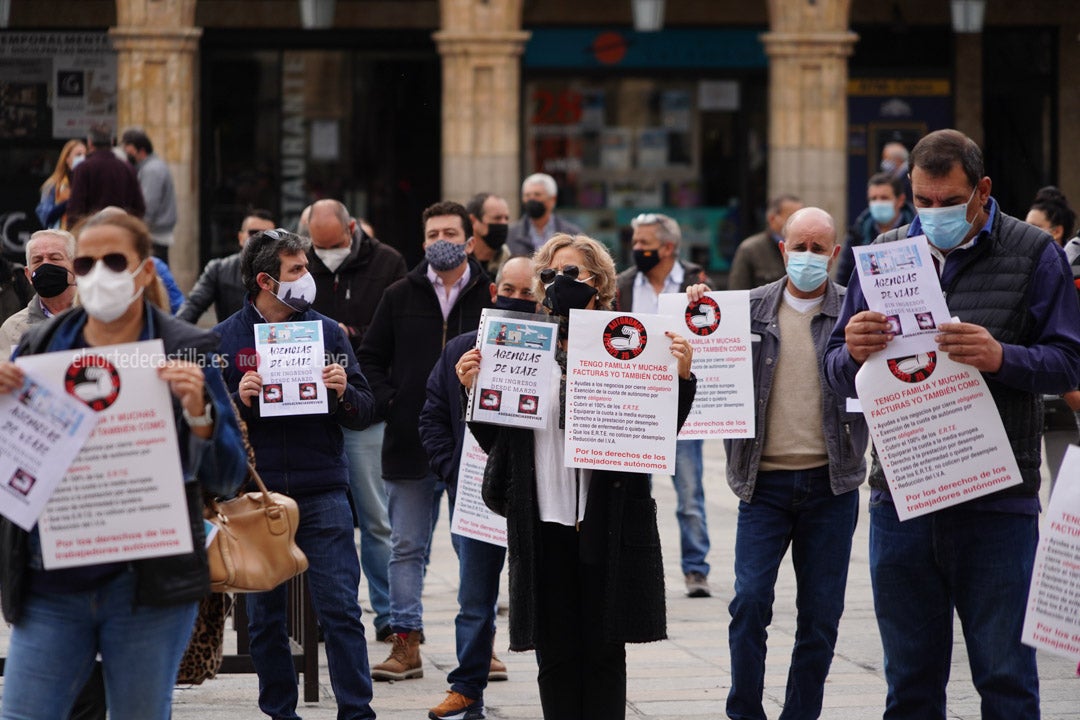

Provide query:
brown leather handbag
left=205, top=462, right=308, bottom=593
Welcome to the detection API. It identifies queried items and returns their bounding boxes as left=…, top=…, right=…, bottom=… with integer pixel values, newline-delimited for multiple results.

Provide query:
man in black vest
left=823, top=129, right=1080, bottom=719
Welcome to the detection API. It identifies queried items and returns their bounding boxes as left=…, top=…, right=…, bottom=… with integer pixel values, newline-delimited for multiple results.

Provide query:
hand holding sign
left=935, top=321, right=1004, bottom=373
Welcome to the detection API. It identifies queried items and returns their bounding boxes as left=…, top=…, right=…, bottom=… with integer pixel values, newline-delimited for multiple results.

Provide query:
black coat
left=358, top=259, right=492, bottom=480
left=472, top=375, right=696, bottom=651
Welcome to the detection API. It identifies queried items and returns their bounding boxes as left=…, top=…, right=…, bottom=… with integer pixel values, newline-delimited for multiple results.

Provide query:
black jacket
left=472, top=375, right=696, bottom=651
left=0, top=304, right=247, bottom=623
left=308, top=229, right=407, bottom=355
left=358, top=259, right=492, bottom=480
left=506, top=214, right=584, bottom=258
left=177, top=252, right=246, bottom=323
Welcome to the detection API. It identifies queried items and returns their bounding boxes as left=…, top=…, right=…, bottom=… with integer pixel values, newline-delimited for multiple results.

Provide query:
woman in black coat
left=458, top=233, right=700, bottom=720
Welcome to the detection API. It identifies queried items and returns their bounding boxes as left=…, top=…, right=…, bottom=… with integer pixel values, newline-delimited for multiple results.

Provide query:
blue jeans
left=869, top=500, right=1040, bottom=720
left=385, top=474, right=438, bottom=632
left=343, top=422, right=393, bottom=633
left=673, top=438, right=710, bottom=576
left=246, top=488, right=374, bottom=720
left=1, top=570, right=197, bottom=720
left=446, top=488, right=507, bottom=702
left=727, top=467, right=859, bottom=720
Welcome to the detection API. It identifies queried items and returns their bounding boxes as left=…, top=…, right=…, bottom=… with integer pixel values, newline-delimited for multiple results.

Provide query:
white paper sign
left=23, top=340, right=193, bottom=568
left=450, top=429, right=506, bottom=548
left=852, top=236, right=952, bottom=355
left=855, top=351, right=1021, bottom=520
left=255, top=321, right=328, bottom=417
left=658, top=290, right=754, bottom=439
left=1023, top=445, right=1080, bottom=660
left=468, top=309, right=558, bottom=429
left=0, top=373, right=98, bottom=530
left=564, top=309, right=682, bottom=474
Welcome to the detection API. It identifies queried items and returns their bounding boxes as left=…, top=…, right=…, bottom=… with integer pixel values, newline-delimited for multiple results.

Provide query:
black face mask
left=542, top=274, right=598, bottom=317
left=524, top=200, right=546, bottom=220
left=483, top=223, right=509, bottom=250
left=31, top=263, right=72, bottom=298
left=495, top=295, right=537, bottom=314
left=633, top=248, right=661, bottom=274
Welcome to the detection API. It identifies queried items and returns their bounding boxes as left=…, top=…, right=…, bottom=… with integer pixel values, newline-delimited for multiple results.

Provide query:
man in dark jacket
left=506, top=173, right=583, bottom=257
left=417, top=255, right=535, bottom=719
left=834, top=173, right=915, bottom=285
left=177, top=209, right=274, bottom=323
left=215, top=228, right=377, bottom=720
left=825, top=129, right=1080, bottom=719
left=359, top=200, right=492, bottom=682
left=67, top=123, right=145, bottom=226
left=615, top=212, right=714, bottom=599
left=304, top=198, right=407, bottom=641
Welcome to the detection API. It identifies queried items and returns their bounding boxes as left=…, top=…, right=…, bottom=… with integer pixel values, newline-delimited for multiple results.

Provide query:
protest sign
left=1023, top=445, right=1080, bottom=661
left=853, top=235, right=952, bottom=355
left=0, top=373, right=97, bottom=530
left=855, top=350, right=1020, bottom=520
left=657, top=290, right=753, bottom=438
left=564, top=309, right=682, bottom=474
left=17, top=340, right=193, bottom=568
left=255, top=320, right=328, bottom=416
left=467, top=308, right=557, bottom=429
left=450, top=429, right=506, bottom=548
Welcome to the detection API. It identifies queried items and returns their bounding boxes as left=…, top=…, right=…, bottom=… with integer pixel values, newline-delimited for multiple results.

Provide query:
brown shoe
left=372, top=630, right=423, bottom=681
left=428, top=690, right=484, bottom=719
left=488, top=651, right=508, bottom=682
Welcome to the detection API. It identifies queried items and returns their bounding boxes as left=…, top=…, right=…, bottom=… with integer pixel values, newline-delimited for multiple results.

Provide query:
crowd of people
left=0, top=126, right=1077, bottom=720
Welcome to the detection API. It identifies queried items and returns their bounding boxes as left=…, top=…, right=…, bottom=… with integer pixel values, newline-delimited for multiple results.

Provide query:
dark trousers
left=535, top=521, right=626, bottom=720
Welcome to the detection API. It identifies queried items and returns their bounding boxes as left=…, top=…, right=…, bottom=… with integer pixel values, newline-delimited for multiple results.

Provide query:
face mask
left=524, top=200, right=546, bottom=220
left=785, top=251, right=830, bottom=293
left=126, top=154, right=138, bottom=166
left=76, top=258, right=147, bottom=323
left=880, top=159, right=898, bottom=174
left=70, top=154, right=85, bottom=170
left=633, top=248, right=661, bottom=274
left=270, top=271, right=316, bottom=312
left=483, top=223, right=509, bottom=250
left=918, top=187, right=977, bottom=251
left=869, top=201, right=897, bottom=226
left=542, top=273, right=598, bottom=317
left=425, top=239, right=467, bottom=272
left=314, top=246, right=350, bottom=273
left=495, top=295, right=537, bottom=314
left=31, top=263, right=72, bottom=299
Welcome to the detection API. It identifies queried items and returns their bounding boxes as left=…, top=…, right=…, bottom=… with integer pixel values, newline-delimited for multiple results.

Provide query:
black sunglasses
left=539, top=265, right=582, bottom=284
left=73, top=252, right=129, bottom=277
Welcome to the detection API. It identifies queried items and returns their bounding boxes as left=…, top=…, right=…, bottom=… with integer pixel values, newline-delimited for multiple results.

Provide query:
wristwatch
left=183, top=401, right=214, bottom=428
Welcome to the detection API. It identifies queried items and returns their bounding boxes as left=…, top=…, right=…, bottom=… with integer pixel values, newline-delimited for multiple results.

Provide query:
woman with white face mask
left=0, top=209, right=248, bottom=720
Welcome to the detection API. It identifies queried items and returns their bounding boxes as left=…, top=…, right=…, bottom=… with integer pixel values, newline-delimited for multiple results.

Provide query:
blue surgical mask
left=785, top=251, right=830, bottom=293
left=869, top=201, right=896, bottom=226
left=917, top=188, right=977, bottom=251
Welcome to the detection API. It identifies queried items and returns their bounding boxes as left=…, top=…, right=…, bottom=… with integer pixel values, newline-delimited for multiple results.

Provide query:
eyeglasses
left=251, top=228, right=291, bottom=241
left=73, top=252, right=130, bottom=276
left=634, top=213, right=661, bottom=225
left=539, top=265, right=593, bottom=284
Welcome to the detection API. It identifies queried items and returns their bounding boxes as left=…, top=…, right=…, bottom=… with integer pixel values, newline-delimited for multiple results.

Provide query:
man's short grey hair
left=241, top=228, right=311, bottom=296
left=26, top=229, right=76, bottom=264
left=522, top=173, right=558, bottom=198
left=631, top=212, right=681, bottom=248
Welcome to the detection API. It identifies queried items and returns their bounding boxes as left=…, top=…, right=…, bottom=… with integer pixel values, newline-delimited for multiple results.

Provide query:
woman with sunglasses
left=456, top=233, right=701, bottom=719
left=0, top=209, right=247, bottom=720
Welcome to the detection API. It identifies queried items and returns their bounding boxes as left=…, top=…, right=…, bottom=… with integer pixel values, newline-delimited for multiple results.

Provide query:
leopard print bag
left=176, top=591, right=230, bottom=685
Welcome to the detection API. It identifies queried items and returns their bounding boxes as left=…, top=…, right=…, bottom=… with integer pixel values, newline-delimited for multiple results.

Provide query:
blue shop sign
left=524, top=28, right=767, bottom=70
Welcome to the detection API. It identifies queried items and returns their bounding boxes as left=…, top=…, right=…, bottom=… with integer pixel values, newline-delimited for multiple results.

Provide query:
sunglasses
left=73, top=252, right=130, bottom=276
left=539, top=265, right=593, bottom=284
left=249, top=228, right=291, bottom=241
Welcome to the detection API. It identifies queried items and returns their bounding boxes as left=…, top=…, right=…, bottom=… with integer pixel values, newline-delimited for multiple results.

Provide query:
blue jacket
left=835, top=203, right=916, bottom=286
left=419, top=331, right=476, bottom=485
left=214, top=301, right=374, bottom=497
left=724, top=278, right=868, bottom=502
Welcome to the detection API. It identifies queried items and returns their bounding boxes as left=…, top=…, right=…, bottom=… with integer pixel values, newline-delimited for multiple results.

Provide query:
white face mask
left=313, top=246, right=350, bottom=273
left=271, top=271, right=317, bottom=312
left=70, top=154, right=85, bottom=170
left=76, top=258, right=147, bottom=323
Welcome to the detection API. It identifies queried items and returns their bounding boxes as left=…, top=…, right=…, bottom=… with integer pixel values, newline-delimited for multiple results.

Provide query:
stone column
left=434, top=0, right=530, bottom=207
left=761, top=0, right=856, bottom=227
left=953, top=34, right=983, bottom=147
left=110, top=0, right=201, bottom=290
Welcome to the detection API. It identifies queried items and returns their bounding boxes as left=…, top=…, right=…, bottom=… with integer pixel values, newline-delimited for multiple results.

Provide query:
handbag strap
left=245, top=461, right=275, bottom=503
